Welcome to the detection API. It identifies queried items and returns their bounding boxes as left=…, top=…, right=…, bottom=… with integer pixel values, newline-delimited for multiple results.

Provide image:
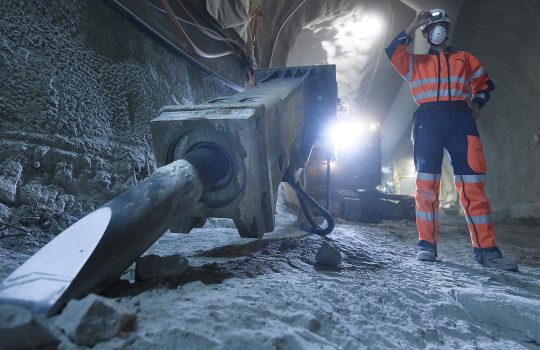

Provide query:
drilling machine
left=304, top=105, right=414, bottom=223
left=0, top=65, right=337, bottom=318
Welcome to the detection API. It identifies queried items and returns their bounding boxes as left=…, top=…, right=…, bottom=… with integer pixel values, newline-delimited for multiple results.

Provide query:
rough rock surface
left=315, top=240, right=342, bottom=267
left=81, top=214, right=537, bottom=349
left=1, top=194, right=539, bottom=349
left=0, top=0, right=233, bottom=236
left=0, top=160, right=23, bottom=204
left=455, top=288, right=540, bottom=343
left=135, top=254, right=190, bottom=282
left=0, top=203, right=12, bottom=222
left=54, top=294, right=136, bottom=346
left=0, top=303, right=59, bottom=349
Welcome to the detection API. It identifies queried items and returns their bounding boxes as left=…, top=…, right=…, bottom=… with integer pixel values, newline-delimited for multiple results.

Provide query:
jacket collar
left=428, top=46, right=454, bottom=55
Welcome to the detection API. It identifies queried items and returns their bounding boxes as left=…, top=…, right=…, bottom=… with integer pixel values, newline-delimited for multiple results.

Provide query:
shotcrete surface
left=0, top=0, right=233, bottom=238
left=451, top=0, right=540, bottom=220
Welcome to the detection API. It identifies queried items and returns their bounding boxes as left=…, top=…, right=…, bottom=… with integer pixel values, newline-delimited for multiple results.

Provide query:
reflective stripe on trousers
left=455, top=174, right=496, bottom=248
left=415, top=172, right=440, bottom=245
left=411, top=104, right=496, bottom=250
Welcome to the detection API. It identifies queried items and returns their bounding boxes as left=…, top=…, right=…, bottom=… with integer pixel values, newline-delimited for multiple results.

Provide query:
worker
left=385, top=9, right=517, bottom=271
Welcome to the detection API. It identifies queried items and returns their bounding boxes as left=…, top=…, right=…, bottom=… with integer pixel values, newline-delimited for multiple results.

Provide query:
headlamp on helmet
left=429, top=10, right=443, bottom=21
left=420, top=8, right=451, bottom=32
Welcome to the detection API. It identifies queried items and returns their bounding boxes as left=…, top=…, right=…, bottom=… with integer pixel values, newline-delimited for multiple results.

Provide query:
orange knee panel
left=416, top=179, right=440, bottom=211
left=466, top=223, right=496, bottom=248
left=455, top=181, right=492, bottom=217
left=455, top=176, right=496, bottom=248
left=416, top=176, right=440, bottom=244
left=417, top=217, right=439, bottom=244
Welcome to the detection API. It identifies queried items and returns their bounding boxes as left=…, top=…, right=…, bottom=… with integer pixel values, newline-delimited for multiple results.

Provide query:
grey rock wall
left=0, top=0, right=235, bottom=235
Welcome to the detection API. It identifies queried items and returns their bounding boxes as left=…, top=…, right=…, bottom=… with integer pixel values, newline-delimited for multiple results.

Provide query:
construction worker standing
left=385, top=9, right=518, bottom=271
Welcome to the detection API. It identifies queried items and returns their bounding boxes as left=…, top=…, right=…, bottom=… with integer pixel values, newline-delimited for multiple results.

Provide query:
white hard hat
left=420, top=8, right=451, bottom=32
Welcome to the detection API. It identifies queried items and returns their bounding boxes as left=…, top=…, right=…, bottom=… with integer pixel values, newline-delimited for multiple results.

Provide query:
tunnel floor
left=1, top=209, right=539, bottom=349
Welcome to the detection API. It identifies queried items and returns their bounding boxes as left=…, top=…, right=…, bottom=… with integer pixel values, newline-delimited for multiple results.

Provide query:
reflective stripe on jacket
left=385, top=31, right=495, bottom=108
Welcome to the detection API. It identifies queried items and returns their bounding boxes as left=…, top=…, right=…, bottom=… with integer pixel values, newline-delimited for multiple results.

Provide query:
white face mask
left=428, top=25, right=447, bottom=45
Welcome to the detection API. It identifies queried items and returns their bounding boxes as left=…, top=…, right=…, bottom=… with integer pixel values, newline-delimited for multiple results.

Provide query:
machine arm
left=0, top=65, right=337, bottom=317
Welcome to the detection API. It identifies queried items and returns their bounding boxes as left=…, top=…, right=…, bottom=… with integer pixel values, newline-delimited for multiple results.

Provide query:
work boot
left=477, top=248, right=518, bottom=271
left=416, top=246, right=436, bottom=262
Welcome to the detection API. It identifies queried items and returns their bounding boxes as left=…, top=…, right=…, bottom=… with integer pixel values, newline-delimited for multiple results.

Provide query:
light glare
left=354, top=15, right=384, bottom=38
left=329, top=120, right=377, bottom=150
left=330, top=122, right=364, bottom=150
left=410, top=160, right=416, bottom=176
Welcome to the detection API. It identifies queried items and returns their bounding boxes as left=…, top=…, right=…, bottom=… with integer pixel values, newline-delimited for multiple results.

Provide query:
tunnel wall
left=0, top=0, right=236, bottom=234
left=452, top=0, right=540, bottom=221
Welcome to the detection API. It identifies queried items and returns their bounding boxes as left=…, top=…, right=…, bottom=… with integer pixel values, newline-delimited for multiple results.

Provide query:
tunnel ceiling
left=252, top=0, right=540, bottom=220
left=284, top=1, right=414, bottom=122
left=251, top=0, right=414, bottom=122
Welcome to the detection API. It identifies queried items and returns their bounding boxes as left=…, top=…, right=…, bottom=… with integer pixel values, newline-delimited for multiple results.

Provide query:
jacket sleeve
left=385, top=31, right=414, bottom=81
left=467, top=53, right=495, bottom=108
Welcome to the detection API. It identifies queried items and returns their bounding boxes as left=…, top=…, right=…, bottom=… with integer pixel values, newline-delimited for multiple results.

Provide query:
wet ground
left=1, top=209, right=539, bottom=349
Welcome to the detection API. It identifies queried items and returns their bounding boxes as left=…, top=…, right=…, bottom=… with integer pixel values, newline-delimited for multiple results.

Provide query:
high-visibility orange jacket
left=385, top=31, right=495, bottom=108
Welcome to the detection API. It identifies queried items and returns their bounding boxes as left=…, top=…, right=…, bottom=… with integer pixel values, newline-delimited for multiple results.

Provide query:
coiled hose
left=287, top=180, right=335, bottom=236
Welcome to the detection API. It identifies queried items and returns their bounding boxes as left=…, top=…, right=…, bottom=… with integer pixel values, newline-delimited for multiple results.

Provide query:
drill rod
left=0, top=145, right=228, bottom=318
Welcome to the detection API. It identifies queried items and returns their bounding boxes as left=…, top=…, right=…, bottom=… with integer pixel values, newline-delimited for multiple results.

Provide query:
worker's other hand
left=414, top=10, right=431, bottom=27
left=405, top=10, right=430, bottom=36
left=470, top=102, right=481, bottom=120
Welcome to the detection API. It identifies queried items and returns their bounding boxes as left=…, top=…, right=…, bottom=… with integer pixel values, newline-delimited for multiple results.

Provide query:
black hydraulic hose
left=325, top=158, right=331, bottom=210
left=288, top=180, right=335, bottom=236
left=107, top=0, right=244, bottom=92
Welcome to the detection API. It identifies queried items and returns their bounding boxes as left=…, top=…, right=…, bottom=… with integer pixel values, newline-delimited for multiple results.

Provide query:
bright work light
left=328, top=120, right=379, bottom=151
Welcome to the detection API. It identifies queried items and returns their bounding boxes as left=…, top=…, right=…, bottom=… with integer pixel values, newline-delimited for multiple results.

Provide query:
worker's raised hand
left=405, top=10, right=430, bottom=36
left=414, top=10, right=431, bottom=27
